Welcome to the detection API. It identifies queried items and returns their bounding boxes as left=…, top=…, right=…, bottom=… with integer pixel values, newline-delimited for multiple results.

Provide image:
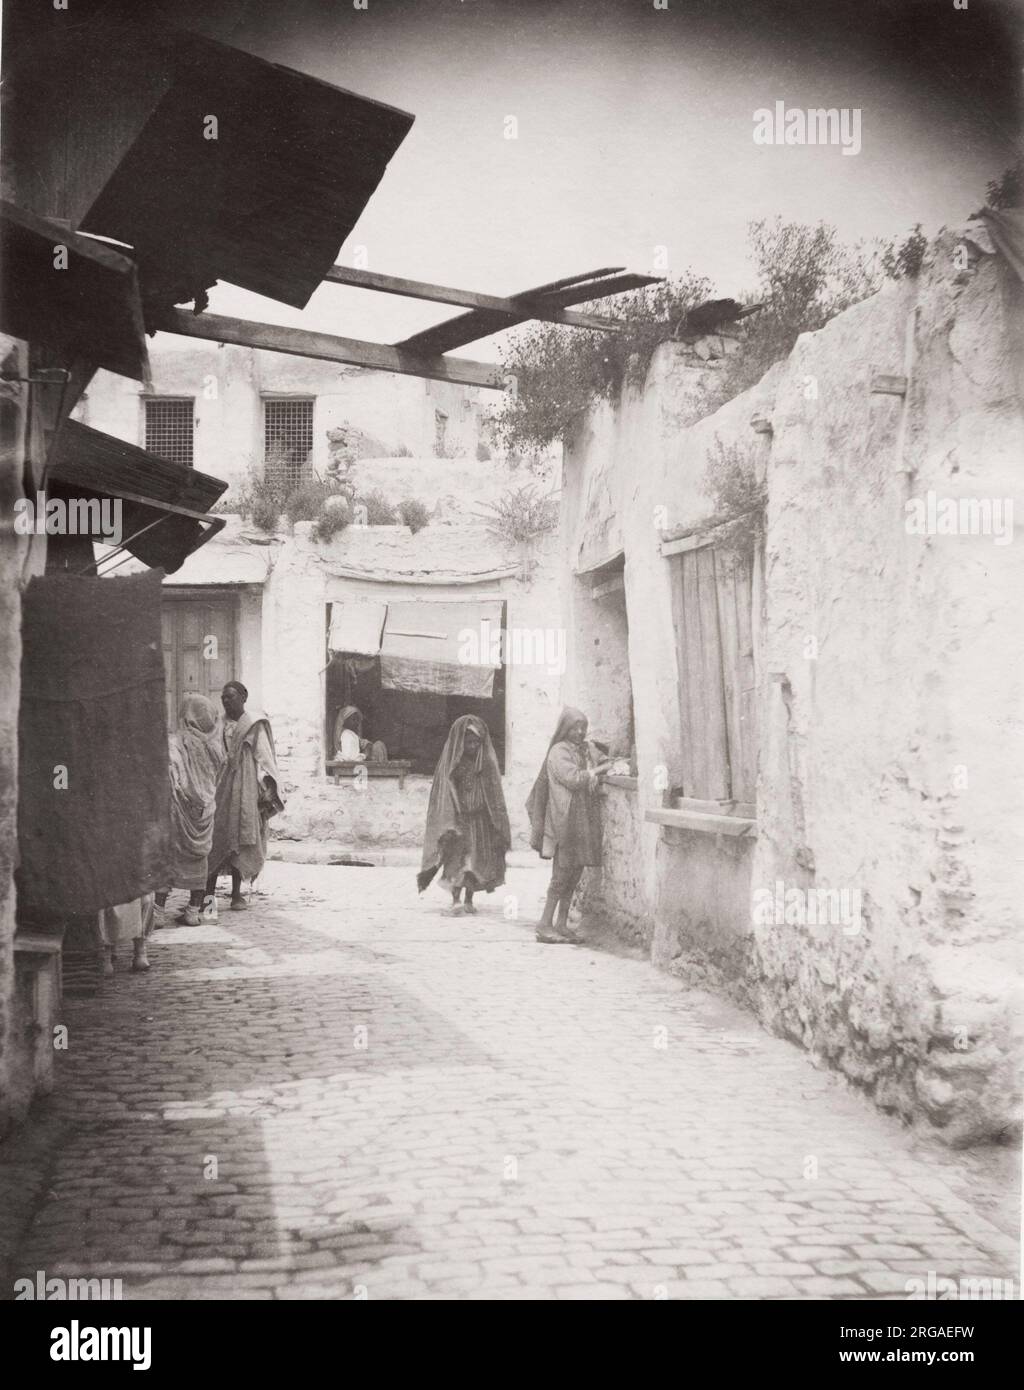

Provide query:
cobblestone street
left=3, top=863, right=1018, bottom=1301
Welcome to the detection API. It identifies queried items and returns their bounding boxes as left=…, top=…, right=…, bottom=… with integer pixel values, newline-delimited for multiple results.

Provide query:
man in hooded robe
left=417, top=715, right=510, bottom=915
left=526, top=706, right=611, bottom=943
left=155, top=692, right=226, bottom=927
left=205, top=681, right=283, bottom=917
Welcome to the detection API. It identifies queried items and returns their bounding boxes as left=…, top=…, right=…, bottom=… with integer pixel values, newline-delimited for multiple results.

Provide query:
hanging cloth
left=17, top=569, right=171, bottom=916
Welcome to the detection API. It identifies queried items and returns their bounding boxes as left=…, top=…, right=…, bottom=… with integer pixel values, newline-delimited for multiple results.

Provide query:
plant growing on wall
left=311, top=503, right=350, bottom=544
left=694, top=436, right=767, bottom=551
left=221, top=469, right=285, bottom=532
left=493, top=215, right=941, bottom=458
left=495, top=271, right=713, bottom=466
left=880, top=225, right=928, bottom=281
left=398, top=498, right=430, bottom=533
left=355, top=489, right=398, bottom=525
left=476, top=482, right=560, bottom=549
left=981, top=159, right=1022, bottom=211
left=285, top=477, right=348, bottom=525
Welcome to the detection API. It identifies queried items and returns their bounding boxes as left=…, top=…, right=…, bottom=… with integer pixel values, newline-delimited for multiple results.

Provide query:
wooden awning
left=48, top=421, right=227, bottom=575
left=0, top=201, right=149, bottom=381
left=5, top=18, right=414, bottom=313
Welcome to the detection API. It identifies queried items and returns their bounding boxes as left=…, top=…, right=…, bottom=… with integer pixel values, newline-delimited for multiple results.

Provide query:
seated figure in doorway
left=334, top=705, right=387, bottom=763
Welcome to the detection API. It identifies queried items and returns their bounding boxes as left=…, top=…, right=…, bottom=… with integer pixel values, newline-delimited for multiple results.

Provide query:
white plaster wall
left=561, top=227, right=1024, bottom=1142
left=76, top=343, right=503, bottom=497
left=181, top=518, right=566, bottom=851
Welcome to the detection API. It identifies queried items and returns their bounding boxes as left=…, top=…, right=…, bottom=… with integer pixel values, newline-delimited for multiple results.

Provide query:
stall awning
left=328, top=600, right=388, bottom=656
left=0, top=200, right=149, bottom=381
left=5, top=18, right=414, bottom=314
left=380, top=599, right=503, bottom=699
left=49, top=421, right=227, bottom=575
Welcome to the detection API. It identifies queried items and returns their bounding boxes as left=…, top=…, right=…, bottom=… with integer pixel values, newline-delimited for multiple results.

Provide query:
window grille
left=144, top=398, right=194, bottom=466
left=264, top=398, right=314, bottom=489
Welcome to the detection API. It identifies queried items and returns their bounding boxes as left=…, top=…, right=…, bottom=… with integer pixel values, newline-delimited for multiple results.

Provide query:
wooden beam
left=325, top=265, right=624, bottom=333
left=660, top=531, right=715, bottom=557
left=395, top=269, right=663, bottom=357
left=153, top=308, right=506, bottom=390
left=645, top=807, right=757, bottom=837
left=870, top=372, right=908, bottom=396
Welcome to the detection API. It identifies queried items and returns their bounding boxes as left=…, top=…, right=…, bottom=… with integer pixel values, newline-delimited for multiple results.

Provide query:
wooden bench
left=326, top=759, right=413, bottom=789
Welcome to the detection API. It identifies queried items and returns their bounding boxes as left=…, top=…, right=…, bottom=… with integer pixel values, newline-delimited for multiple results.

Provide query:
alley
left=5, top=863, right=1018, bottom=1302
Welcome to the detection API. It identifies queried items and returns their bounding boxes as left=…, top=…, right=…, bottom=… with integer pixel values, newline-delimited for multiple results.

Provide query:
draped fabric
left=327, top=601, right=387, bottom=656
left=380, top=599, right=501, bottom=698
left=209, top=711, right=283, bottom=881
left=525, top=706, right=602, bottom=865
left=417, top=715, right=510, bottom=893
left=17, top=569, right=170, bottom=917
left=380, top=653, right=496, bottom=699
left=167, top=693, right=226, bottom=888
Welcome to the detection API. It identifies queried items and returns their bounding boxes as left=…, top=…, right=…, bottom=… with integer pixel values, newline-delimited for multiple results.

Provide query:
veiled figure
left=417, top=715, right=510, bottom=914
left=168, top=693, right=226, bottom=890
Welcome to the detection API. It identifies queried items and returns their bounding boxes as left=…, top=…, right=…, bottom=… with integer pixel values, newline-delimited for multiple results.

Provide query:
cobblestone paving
left=5, top=863, right=1019, bottom=1301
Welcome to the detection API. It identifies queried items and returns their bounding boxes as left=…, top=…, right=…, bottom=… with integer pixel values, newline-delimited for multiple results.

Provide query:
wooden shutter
left=673, top=540, right=758, bottom=805
left=674, top=546, right=730, bottom=800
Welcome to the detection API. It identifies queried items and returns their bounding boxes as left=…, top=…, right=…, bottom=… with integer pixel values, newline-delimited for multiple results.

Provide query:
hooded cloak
left=167, top=692, right=227, bottom=888
left=417, top=715, right=510, bottom=893
left=526, top=706, right=602, bottom=864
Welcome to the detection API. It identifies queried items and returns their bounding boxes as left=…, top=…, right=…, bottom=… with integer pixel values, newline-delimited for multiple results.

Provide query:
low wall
left=272, top=774, right=432, bottom=849
left=577, top=782, right=650, bottom=948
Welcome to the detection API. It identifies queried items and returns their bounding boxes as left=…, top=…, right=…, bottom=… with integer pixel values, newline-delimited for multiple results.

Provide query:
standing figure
left=526, top=706, right=610, bottom=944
left=334, top=704, right=388, bottom=763
left=98, top=894, right=155, bottom=975
left=418, top=715, right=510, bottom=914
left=205, top=681, right=283, bottom=918
left=155, top=693, right=226, bottom=927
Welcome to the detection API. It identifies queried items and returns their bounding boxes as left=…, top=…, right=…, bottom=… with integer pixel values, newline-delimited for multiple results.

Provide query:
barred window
left=264, top=398, right=314, bottom=489
left=144, top=398, right=194, bottom=466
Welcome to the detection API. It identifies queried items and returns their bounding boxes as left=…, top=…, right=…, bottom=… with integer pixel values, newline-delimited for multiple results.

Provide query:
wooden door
left=161, top=594, right=237, bottom=729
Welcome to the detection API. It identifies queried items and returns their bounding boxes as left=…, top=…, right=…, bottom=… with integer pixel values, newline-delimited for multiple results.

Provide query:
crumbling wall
left=562, top=226, right=1023, bottom=1142
left=751, top=229, right=1024, bottom=1143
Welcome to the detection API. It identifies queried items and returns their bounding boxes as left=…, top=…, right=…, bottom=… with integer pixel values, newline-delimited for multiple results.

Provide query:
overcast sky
left=142, top=0, right=1021, bottom=357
